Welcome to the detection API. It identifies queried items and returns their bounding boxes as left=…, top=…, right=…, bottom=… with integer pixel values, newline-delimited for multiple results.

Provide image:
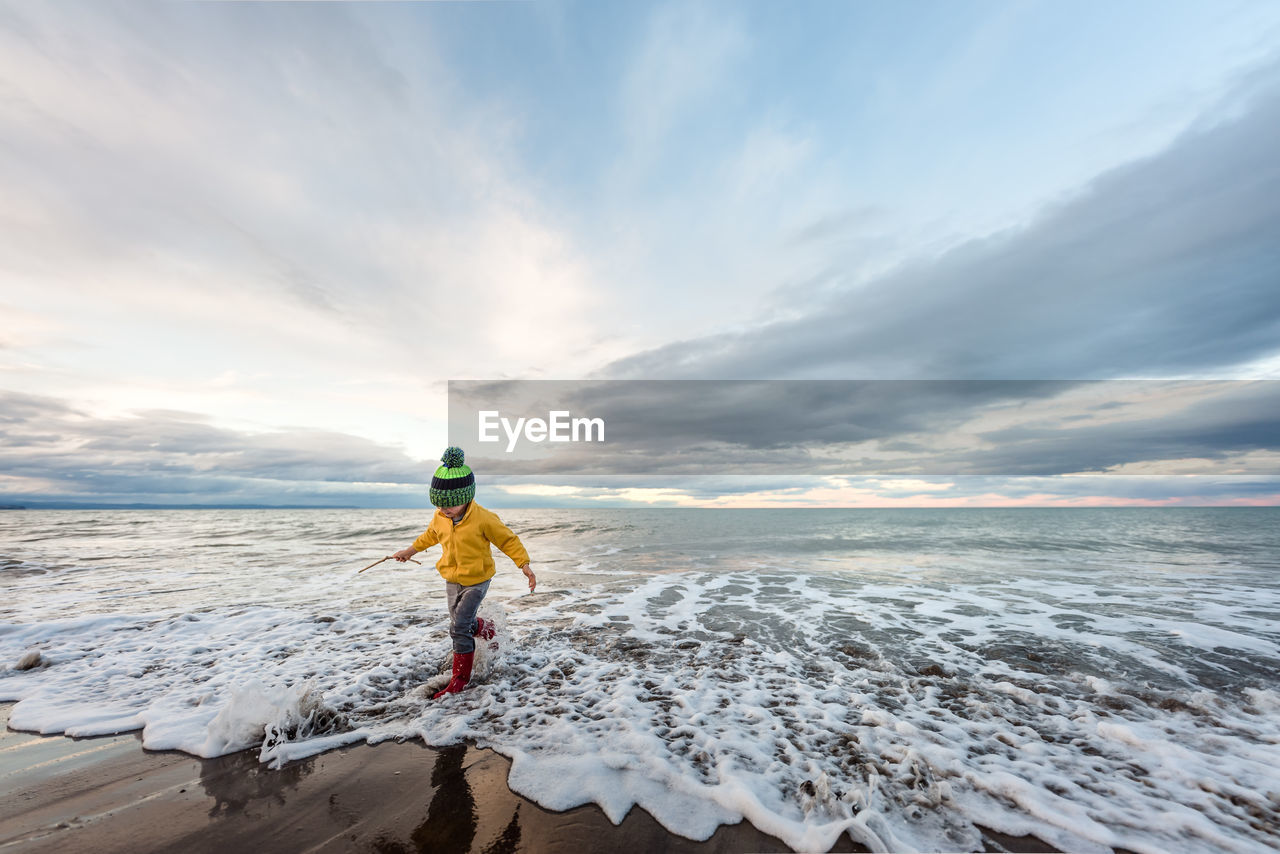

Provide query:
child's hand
left=393, top=548, right=418, bottom=562
left=521, top=563, right=537, bottom=592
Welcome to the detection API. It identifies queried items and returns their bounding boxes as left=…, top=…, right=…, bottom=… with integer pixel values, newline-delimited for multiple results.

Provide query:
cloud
left=448, top=380, right=1280, bottom=477
left=601, top=72, right=1280, bottom=381
left=480, top=473, right=1280, bottom=508
left=618, top=1, right=748, bottom=171
left=5, top=387, right=1275, bottom=507
left=727, top=123, right=814, bottom=201
left=0, top=391, right=431, bottom=505
left=788, top=207, right=887, bottom=247
left=0, top=1, right=608, bottom=394
left=970, top=381, right=1280, bottom=475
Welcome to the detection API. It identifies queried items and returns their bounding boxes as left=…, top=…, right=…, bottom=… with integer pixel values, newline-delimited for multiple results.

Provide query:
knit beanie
left=430, top=446, right=476, bottom=508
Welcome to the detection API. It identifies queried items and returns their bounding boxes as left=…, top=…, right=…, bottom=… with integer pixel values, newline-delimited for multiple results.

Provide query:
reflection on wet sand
left=198, top=746, right=315, bottom=818
left=406, top=744, right=521, bottom=854
left=420, top=745, right=478, bottom=850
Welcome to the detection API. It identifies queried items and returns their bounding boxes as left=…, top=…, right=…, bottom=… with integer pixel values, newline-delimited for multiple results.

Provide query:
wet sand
left=0, top=704, right=839, bottom=854
left=1, top=704, right=1064, bottom=853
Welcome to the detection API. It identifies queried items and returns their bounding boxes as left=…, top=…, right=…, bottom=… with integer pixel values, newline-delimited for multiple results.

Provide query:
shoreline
left=0, top=703, right=1080, bottom=854
left=0, top=704, right=831, bottom=853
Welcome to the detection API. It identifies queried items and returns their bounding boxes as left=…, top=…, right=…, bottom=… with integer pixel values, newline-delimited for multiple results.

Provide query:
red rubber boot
left=475, top=617, right=498, bottom=651
left=433, top=652, right=474, bottom=699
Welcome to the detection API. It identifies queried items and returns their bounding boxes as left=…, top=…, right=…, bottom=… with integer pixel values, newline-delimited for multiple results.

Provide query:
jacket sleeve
left=412, top=524, right=440, bottom=553
left=485, top=515, right=530, bottom=567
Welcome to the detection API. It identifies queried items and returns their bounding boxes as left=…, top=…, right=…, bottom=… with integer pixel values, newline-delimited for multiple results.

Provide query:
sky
left=1, top=0, right=1279, bottom=508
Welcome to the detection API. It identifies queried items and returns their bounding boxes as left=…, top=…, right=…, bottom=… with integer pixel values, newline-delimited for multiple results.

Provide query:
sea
left=1, top=507, right=1278, bottom=853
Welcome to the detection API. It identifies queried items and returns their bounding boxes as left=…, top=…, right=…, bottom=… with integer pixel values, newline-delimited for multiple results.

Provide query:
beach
left=2, top=508, right=1277, bottom=852
left=2, top=704, right=824, bottom=854
left=1, top=703, right=1077, bottom=854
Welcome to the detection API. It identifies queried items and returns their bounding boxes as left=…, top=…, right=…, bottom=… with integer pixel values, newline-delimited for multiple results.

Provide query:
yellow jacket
left=411, top=502, right=529, bottom=586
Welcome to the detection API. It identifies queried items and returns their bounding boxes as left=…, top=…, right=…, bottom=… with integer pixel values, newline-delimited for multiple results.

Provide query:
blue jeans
left=445, top=579, right=490, bottom=654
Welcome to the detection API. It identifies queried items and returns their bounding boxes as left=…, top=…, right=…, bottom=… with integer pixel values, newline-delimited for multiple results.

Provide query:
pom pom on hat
left=430, top=446, right=475, bottom=507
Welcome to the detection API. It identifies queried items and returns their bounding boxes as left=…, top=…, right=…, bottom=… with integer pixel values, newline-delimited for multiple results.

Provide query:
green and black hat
left=430, top=446, right=476, bottom=508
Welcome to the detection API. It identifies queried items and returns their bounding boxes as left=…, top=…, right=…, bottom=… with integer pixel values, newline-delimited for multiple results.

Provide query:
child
left=393, top=446, right=535, bottom=699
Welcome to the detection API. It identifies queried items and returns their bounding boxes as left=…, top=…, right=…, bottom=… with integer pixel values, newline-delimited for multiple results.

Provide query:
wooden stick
left=359, top=555, right=422, bottom=573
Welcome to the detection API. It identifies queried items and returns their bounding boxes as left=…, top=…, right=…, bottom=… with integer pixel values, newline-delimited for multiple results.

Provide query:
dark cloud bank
left=0, top=392, right=429, bottom=507
left=449, top=380, right=1280, bottom=476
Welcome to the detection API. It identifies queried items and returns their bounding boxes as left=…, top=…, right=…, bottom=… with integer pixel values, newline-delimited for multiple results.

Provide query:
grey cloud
left=970, top=382, right=1280, bottom=475
left=0, top=391, right=82, bottom=423
left=449, top=380, right=1280, bottom=477
left=455, top=379, right=1064, bottom=449
left=5, top=384, right=1273, bottom=506
left=0, top=392, right=430, bottom=502
left=789, top=206, right=886, bottom=246
left=602, top=75, right=1280, bottom=381
left=0, top=2, right=450, bottom=326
